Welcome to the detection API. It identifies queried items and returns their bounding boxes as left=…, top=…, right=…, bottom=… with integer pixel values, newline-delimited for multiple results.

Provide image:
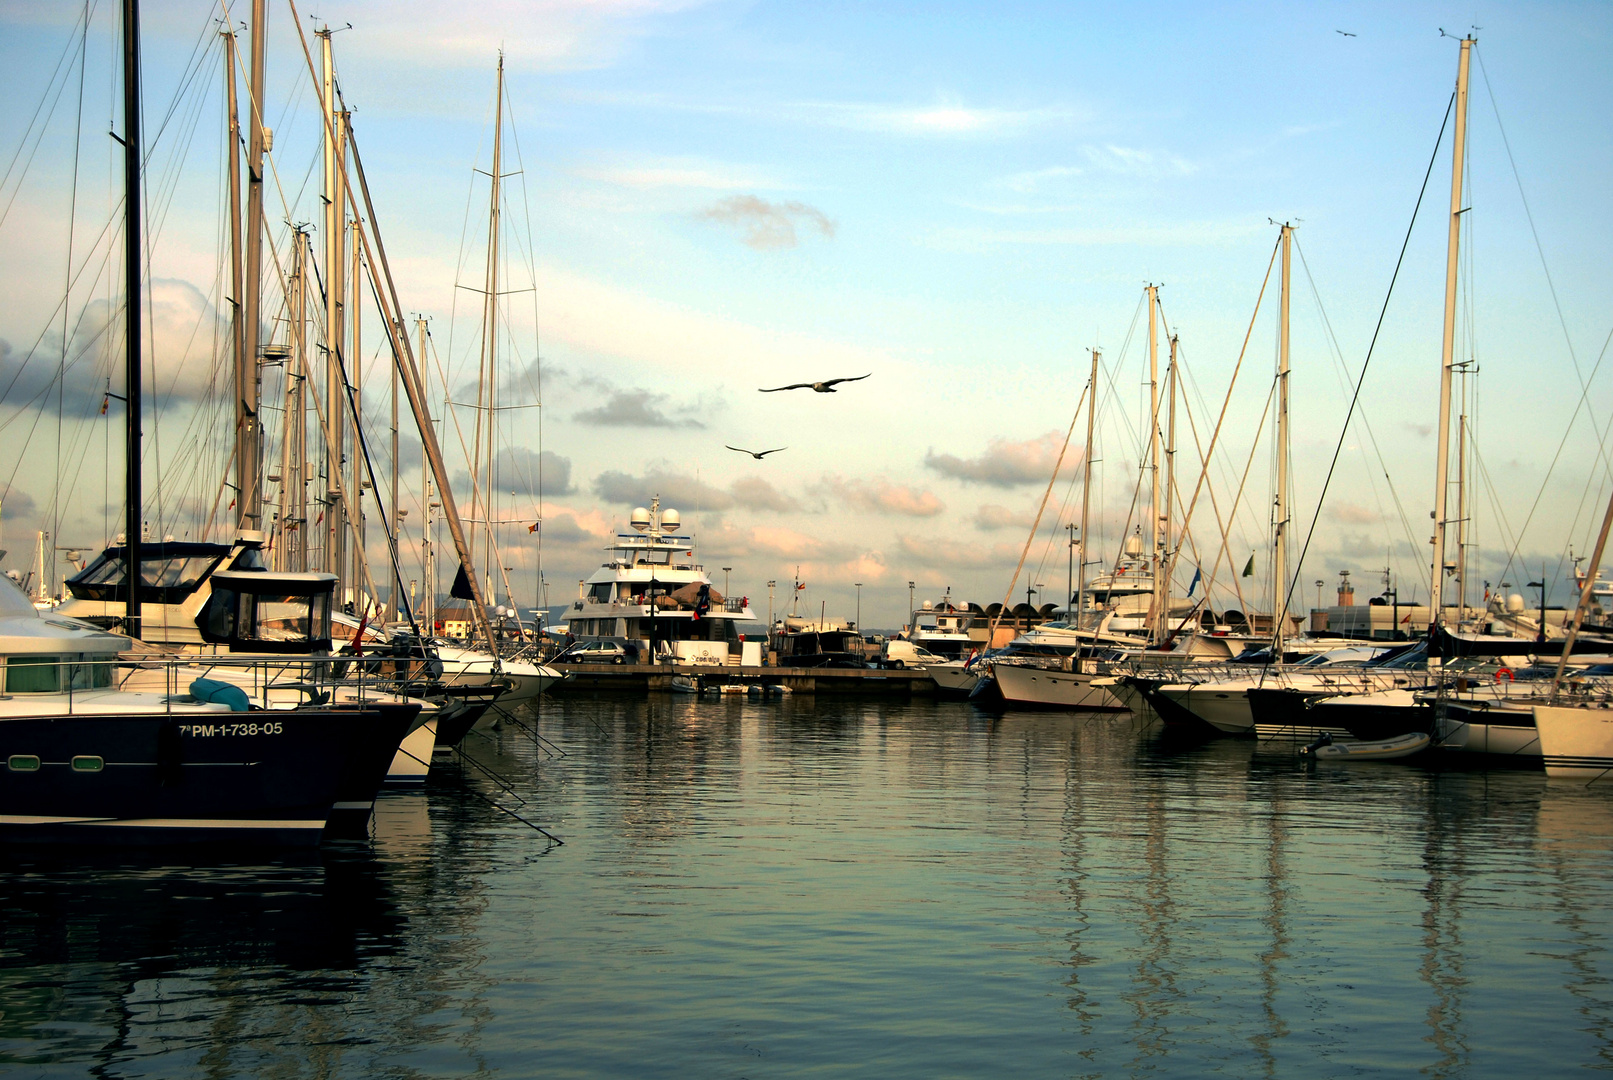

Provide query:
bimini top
left=66, top=540, right=265, bottom=605
left=0, top=576, right=129, bottom=655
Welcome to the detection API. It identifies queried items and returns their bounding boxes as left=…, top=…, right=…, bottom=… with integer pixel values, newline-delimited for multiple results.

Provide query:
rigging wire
left=1280, top=91, right=1455, bottom=622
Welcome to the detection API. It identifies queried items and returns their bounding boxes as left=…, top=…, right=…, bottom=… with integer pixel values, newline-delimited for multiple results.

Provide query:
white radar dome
left=1506, top=594, right=1526, bottom=614
left=660, top=509, right=681, bottom=531
left=1123, top=531, right=1144, bottom=558
left=630, top=507, right=651, bottom=532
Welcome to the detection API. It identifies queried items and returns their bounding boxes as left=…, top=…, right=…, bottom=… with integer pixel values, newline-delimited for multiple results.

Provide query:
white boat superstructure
left=568, top=498, right=760, bottom=664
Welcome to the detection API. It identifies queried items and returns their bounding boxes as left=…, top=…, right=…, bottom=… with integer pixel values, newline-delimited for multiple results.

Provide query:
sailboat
left=0, top=0, right=415, bottom=844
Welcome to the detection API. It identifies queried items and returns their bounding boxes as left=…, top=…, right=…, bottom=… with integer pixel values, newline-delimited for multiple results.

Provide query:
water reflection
left=3, top=697, right=1612, bottom=1076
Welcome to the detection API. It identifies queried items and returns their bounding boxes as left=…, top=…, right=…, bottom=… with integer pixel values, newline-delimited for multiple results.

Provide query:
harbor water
left=3, top=696, right=1610, bottom=1077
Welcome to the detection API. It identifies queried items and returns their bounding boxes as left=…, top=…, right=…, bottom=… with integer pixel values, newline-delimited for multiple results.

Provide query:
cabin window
left=70, top=755, right=104, bottom=773
left=5, top=656, right=62, bottom=693
left=7, top=755, right=40, bottom=772
left=255, top=595, right=313, bottom=641
left=69, top=656, right=115, bottom=689
left=588, top=583, right=613, bottom=603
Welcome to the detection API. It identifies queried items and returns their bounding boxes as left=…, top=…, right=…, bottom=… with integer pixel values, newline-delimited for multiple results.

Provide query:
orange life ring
left=1495, top=667, right=1514, bottom=683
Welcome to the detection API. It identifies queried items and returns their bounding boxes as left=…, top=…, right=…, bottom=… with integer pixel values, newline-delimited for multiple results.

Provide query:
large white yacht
left=568, top=498, right=760, bottom=664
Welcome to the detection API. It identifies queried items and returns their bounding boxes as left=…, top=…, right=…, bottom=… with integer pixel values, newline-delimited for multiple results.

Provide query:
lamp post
left=1315, top=579, right=1324, bottom=610
left=854, top=582, right=862, bottom=631
left=907, top=580, right=915, bottom=633
left=767, top=580, right=776, bottom=626
left=723, top=566, right=731, bottom=598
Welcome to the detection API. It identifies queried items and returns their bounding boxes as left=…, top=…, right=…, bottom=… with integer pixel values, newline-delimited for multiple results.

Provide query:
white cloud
left=894, top=532, right=1018, bottom=570
left=798, top=99, right=1083, bottom=138
left=815, top=474, right=944, bottom=518
left=924, top=432, right=1071, bottom=488
left=696, top=196, right=836, bottom=251
left=730, top=476, right=797, bottom=513
left=973, top=503, right=1036, bottom=531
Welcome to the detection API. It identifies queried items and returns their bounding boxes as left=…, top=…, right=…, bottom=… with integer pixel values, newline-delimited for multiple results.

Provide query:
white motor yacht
left=567, top=497, right=761, bottom=665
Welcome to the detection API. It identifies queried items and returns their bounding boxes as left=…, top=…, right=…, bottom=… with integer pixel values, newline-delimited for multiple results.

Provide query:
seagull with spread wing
left=759, top=374, right=871, bottom=393
left=726, top=445, right=788, bottom=460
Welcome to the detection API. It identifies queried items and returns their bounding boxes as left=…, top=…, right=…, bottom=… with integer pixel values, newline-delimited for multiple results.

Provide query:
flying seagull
left=759, top=374, right=872, bottom=393
left=726, top=445, right=788, bottom=459
left=1336, top=29, right=1356, bottom=36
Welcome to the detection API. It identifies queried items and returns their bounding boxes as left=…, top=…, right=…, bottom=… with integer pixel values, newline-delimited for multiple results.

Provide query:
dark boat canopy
left=196, top=571, right=336, bottom=653
left=66, top=541, right=266, bottom=604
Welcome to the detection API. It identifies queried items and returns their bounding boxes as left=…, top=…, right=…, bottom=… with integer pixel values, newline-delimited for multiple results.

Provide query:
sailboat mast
left=290, top=231, right=307, bottom=570
left=122, top=0, right=142, bottom=639
left=390, top=317, right=399, bottom=616
left=1076, top=347, right=1099, bottom=620
left=350, top=220, right=364, bottom=605
left=418, top=316, right=434, bottom=632
left=1429, top=36, right=1474, bottom=645
left=1145, top=284, right=1162, bottom=642
left=1273, top=223, right=1292, bottom=655
left=222, top=30, right=244, bottom=474
left=1163, top=330, right=1177, bottom=639
left=481, top=55, right=505, bottom=597
left=274, top=233, right=300, bottom=571
left=238, top=0, right=266, bottom=531
left=320, top=29, right=346, bottom=586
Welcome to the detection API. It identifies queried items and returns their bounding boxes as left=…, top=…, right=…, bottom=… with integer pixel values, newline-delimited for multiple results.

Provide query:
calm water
left=3, top=696, right=1611, bottom=1078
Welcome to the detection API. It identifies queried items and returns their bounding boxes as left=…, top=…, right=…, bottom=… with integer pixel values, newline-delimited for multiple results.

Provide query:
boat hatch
left=196, top=571, right=336, bottom=653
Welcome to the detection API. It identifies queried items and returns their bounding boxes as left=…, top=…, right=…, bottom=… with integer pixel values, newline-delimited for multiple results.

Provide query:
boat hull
left=0, top=710, right=358, bottom=845
left=1535, top=704, right=1613, bottom=780
left=991, top=663, right=1126, bottom=711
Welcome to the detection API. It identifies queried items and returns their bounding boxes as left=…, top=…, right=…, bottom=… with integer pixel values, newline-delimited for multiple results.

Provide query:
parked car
left=555, top=638, right=641, bottom=665
left=879, top=640, right=948, bottom=669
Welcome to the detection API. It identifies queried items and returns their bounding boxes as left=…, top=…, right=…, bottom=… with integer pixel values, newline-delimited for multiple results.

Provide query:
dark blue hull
left=0, top=704, right=415, bottom=846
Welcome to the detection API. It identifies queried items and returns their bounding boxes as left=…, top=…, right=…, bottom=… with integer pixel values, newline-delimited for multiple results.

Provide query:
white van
left=881, top=640, right=947, bottom=669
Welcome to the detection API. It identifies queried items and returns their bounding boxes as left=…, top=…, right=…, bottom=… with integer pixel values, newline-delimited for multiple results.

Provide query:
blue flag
left=1187, top=566, right=1202, bottom=596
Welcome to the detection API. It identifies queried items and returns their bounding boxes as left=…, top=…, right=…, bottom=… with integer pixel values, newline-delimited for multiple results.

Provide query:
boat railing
left=48, top=653, right=443, bottom=715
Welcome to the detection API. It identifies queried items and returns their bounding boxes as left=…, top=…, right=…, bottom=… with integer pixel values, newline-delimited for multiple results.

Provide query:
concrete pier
left=550, top=662, right=938, bottom=697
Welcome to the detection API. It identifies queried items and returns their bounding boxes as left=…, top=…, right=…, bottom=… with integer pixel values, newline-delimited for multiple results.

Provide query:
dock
left=549, top=663, right=940, bottom=697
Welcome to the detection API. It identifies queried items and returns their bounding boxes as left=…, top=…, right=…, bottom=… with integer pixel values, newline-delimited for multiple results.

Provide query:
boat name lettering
left=178, top=722, right=285, bottom=737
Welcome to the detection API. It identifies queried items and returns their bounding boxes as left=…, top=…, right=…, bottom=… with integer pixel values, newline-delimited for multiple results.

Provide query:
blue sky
left=0, top=0, right=1609, bottom=626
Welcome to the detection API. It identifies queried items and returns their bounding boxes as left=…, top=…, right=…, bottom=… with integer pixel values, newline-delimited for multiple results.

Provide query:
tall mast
left=275, top=231, right=307, bottom=571
left=239, top=0, right=265, bottom=531
left=222, top=30, right=244, bottom=479
left=1145, top=284, right=1162, bottom=642
left=320, top=29, right=346, bottom=585
left=1161, top=329, right=1177, bottom=641
left=122, top=0, right=142, bottom=639
left=478, top=55, right=505, bottom=595
left=1456, top=373, right=1469, bottom=629
left=418, top=316, right=434, bottom=632
left=1076, top=347, right=1100, bottom=622
left=350, top=219, right=364, bottom=604
left=1273, top=223, right=1293, bottom=656
left=390, top=315, right=400, bottom=616
left=1429, top=36, right=1474, bottom=648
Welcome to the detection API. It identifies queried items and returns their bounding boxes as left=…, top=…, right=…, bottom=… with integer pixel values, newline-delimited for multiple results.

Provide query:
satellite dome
left=660, top=509, right=681, bottom=531
left=1123, top=531, right=1144, bottom=558
left=1506, top=594, right=1526, bottom=614
left=630, top=507, right=651, bottom=532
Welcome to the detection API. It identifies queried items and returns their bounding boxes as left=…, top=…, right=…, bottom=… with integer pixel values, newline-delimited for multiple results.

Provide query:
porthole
left=7, top=754, right=40, bottom=772
left=70, top=755, right=104, bottom=773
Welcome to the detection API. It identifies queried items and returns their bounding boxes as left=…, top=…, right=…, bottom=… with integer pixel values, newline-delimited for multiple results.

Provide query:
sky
left=0, top=0, right=1609, bottom=630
